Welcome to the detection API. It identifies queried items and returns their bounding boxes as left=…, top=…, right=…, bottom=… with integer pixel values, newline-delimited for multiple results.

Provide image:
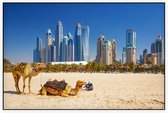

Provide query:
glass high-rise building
left=81, top=26, right=90, bottom=61
left=151, top=42, right=156, bottom=53
left=62, top=36, right=68, bottom=62
left=143, top=49, right=147, bottom=64
left=126, top=29, right=136, bottom=49
left=68, top=32, right=74, bottom=61
left=122, top=47, right=126, bottom=64
left=56, top=20, right=63, bottom=62
left=46, top=29, right=53, bottom=62
left=155, top=34, right=163, bottom=65
left=102, top=40, right=112, bottom=65
left=126, top=29, right=136, bottom=64
left=50, top=45, right=56, bottom=62
left=74, top=23, right=82, bottom=61
left=33, top=37, right=42, bottom=62
left=96, top=35, right=105, bottom=63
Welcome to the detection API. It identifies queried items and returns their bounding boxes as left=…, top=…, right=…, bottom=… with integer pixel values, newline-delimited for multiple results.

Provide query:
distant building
left=139, top=54, right=143, bottom=64
left=74, top=23, right=82, bottom=61
left=151, top=42, right=155, bottom=53
left=143, top=49, right=147, bottom=64
left=122, top=47, right=126, bottom=64
left=56, top=20, right=63, bottom=62
left=155, top=34, right=163, bottom=65
left=33, top=37, right=42, bottom=62
left=110, top=39, right=116, bottom=62
left=62, top=36, right=68, bottom=62
left=46, top=29, right=53, bottom=62
left=96, top=35, right=116, bottom=65
left=50, top=45, right=56, bottom=62
left=144, top=53, right=157, bottom=65
left=81, top=25, right=90, bottom=61
left=126, top=48, right=136, bottom=64
left=126, top=29, right=136, bottom=64
left=96, top=35, right=105, bottom=63
left=150, top=34, right=164, bottom=65
left=102, top=40, right=112, bottom=65
left=41, top=48, right=46, bottom=63
left=67, top=32, right=74, bottom=61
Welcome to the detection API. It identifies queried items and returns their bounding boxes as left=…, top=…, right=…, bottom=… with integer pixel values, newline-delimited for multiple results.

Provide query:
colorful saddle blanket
left=44, top=79, right=67, bottom=91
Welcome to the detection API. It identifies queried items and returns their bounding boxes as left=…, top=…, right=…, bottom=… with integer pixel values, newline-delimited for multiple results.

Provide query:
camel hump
left=14, top=62, right=29, bottom=73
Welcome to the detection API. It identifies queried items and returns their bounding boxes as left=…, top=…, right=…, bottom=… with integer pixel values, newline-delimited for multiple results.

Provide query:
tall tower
left=62, top=36, right=68, bottom=62
left=126, top=29, right=136, bottom=64
left=46, top=29, right=53, bottom=62
left=81, top=25, right=90, bottom=61
left=74, top=23, right=82, bottom=61
left=102, top=40, right=112, bottom=65
left=36, top=37, right=42, bottom=62
left=56, top=20, right=63, bottom=62
left=151, top=42, right=156, bottom=53
left=96, top=35, right=105, bottom=63
left=110, top=39, right=116, bottom=62
left=33, top=37, right=42, bottom=62
left=143, top=49, right=147, bottom=64
left=68, top=32, right=74, bottom=61
left=155, top=34, right=162, bottom=65
left=122, top=47, right=126, bottom=64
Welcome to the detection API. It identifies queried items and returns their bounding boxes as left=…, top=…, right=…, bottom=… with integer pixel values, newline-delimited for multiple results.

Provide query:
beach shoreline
left=3, top=72, right=164, bottom=109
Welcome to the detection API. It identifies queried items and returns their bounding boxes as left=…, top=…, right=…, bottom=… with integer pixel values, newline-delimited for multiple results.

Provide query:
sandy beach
left=3, top=72, right=164, bottom=109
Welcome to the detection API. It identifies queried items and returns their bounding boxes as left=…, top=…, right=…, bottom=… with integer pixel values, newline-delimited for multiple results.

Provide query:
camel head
left=34, top=63, right=45, bottom=72
left=75, top=80, right=86, bottom=88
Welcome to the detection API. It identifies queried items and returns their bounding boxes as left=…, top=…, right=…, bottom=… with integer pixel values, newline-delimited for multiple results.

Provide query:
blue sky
left=4, top=3, right=164, bottom=63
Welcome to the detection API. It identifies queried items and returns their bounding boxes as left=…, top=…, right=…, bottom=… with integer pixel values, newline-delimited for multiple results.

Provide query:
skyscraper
left=50, top=45, right=56, bottom=62
left=41, top=48, right=46, bottom=63
left=143, top=49, right=147, bottom=64
left=62, top=36, right=68, bottom=62
left=96, top=35, right=105, bottom=63
left=155, top=34, right=162, bottom=65
left=67, top=32, right=74, bottom=61
left=74, top=23, right=82, bottom=61
left=151, top=42, right=156, bottom=53
left=33, top=37, right=42, bottom=62
left=102, top=40, right=112, bottom=65
left=110, top=39, right=116, bottom=62
left=56, top=20, right=63, bottom=62
left=122, top=47, right=126, bottom=64
left=46, top=29, right=53, bottom=62
left=126, top=29, right=136, bottom=64
left=81, top=25, right=90, bottom=61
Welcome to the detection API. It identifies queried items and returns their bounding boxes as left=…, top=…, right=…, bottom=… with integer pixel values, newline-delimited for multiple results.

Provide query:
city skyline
left=4, top=3, right=164, bottom=63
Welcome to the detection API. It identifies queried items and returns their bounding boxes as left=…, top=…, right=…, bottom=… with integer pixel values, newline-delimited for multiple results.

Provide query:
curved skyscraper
left=81, top=25, right=89, bottom=61
left=56, top=20, right=63, bottom=62
left=74, top=23, right=82, bottom=61
left=68, top=32, right=74, bottom=61
left=62, top=36, right=68, bottom=62
left=46, top=29, right=53, bottom=62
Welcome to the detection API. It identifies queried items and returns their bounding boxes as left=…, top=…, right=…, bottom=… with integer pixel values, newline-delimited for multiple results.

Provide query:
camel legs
left=12, top=72, right=21, bottom=94
left=22, top=77, right=26, bottom=95
left=28, top=76, right=33, bottom=94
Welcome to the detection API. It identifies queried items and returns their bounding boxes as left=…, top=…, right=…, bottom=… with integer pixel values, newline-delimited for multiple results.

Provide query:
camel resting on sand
left=39, top=80, right=86, bottom=97
left=12, top=62, right=45, bottom=95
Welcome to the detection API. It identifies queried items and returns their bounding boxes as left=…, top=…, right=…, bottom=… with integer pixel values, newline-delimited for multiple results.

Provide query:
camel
left=12, top=62, right=45, bottom=95
left=40, top=80, right=86, bottom=97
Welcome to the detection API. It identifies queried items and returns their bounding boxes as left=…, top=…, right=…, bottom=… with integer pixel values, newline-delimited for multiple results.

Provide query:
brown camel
left=12, top=62, right=45, bottom=95
left=40, top=80, right=86, bottom=97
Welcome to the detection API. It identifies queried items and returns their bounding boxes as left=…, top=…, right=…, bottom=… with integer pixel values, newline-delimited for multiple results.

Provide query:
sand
left=3, top=72, right=164, bottom=109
